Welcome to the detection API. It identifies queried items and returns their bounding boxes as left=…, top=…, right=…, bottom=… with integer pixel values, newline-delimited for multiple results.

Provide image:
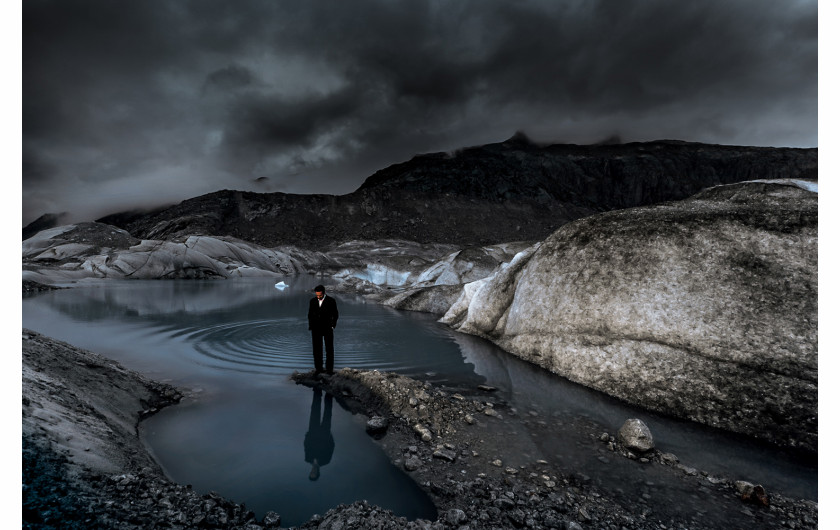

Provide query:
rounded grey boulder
left=618, top=419, right=655, bottom=453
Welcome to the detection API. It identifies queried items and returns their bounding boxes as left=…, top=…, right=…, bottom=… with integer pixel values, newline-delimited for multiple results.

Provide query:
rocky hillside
left=22, top=212, right=69, bottom=241
left=440, top=180, right=817, bottom=452
left=94, top=137, right=817, bottom=249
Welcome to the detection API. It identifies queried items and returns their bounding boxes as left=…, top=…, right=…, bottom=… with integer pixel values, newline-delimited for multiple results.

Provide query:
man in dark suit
left=308, top=284, right=339, bottom=374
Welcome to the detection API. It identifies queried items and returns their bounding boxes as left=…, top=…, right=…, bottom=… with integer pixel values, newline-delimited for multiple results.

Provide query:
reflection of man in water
left=304, top=388, right=335, bottom=481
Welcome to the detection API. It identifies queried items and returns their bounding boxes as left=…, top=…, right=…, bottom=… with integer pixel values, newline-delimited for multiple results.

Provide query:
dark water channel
left=22, top=279, right=816, bottom=526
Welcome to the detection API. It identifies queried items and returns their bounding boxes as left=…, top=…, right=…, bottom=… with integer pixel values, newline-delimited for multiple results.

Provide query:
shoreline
left=22, top=328, right=817, bottom=529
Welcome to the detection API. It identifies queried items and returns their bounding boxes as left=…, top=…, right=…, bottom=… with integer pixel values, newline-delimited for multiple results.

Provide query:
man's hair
left=313, top=284, right=326, bottom=292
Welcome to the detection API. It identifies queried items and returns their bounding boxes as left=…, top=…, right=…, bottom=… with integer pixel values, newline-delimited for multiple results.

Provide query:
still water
left=22, top=278, right=816, bottom=525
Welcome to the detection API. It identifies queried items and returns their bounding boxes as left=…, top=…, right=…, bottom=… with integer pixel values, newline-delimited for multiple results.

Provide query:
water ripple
left=172, top=317, right=472, bottom=378
left=180, top=318, right=311, bottom=373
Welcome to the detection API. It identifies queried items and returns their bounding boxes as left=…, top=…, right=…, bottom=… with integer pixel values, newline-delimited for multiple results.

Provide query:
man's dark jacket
left=308, top=295, right=339, bottom=332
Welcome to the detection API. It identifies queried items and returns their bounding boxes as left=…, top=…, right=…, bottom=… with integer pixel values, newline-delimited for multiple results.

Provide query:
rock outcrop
left=93, top=138, right=817, bottom=249
left=441, top=180, right=817, bottom=451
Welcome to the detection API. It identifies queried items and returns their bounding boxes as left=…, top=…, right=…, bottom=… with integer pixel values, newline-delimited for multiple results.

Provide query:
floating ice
left=274, top=281, right=288, bottom=291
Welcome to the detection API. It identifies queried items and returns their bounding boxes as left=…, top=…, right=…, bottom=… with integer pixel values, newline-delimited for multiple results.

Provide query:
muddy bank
left=22, top=330, right=816, bottom=529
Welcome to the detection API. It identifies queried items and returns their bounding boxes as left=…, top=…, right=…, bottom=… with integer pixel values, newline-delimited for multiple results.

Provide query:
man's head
left=314, top=285, right=326, bottom=300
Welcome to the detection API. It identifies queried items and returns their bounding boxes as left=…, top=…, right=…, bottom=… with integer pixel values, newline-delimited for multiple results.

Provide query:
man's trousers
left=311, top=328, right=334, bottom=373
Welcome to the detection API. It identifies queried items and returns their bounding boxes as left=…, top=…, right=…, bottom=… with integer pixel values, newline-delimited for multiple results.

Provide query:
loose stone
left=433, top=449, right=457, bottom=462
left=404, top=456, right=423, bottom=471
left=618, top=418, right=655, bottom=453
left=366, top=415, right=389, bottom=435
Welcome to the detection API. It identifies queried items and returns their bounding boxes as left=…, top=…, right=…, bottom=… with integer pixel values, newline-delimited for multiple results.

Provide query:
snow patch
left=744, top=178, right=818, bottom=193
left=788, top=179, right=817, bottom=193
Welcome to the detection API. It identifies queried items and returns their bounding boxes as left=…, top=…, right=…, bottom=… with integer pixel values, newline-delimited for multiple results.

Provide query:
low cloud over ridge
left=23, top=0, right=817, bottom=224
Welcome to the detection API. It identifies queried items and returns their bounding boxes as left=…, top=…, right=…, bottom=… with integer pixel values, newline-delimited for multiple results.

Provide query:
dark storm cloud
left=22, top=0, right=817, bottom=225
left=204, top=65, right=256, bottom=94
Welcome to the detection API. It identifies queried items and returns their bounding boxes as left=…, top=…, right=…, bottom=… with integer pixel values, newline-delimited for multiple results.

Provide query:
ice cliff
left=440, top=180, right=817, bottom=452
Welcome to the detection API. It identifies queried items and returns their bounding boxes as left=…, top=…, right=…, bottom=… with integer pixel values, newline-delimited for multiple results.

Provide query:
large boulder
left=441, top=180, right=817, bottom=452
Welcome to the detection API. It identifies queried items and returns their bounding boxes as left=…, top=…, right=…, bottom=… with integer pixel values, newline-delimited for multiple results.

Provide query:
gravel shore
left=22, top=329, right=817, bottom=529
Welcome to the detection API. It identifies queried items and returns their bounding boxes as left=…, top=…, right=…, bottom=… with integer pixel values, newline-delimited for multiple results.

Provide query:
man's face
left=315, top=291, right=325, bottom=300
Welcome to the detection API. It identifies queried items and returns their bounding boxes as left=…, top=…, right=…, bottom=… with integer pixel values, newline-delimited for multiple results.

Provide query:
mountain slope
left=96, top=137, right=817, bottom=249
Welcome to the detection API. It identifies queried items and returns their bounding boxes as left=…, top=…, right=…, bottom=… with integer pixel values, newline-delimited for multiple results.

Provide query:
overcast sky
left=22, top=0, right=818, bottom=225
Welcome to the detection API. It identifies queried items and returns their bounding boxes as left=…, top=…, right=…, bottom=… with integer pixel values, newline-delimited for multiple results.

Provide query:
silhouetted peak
left=23, top=212, right=69, bottom=241
left=503, top=131, right=535, bottom=145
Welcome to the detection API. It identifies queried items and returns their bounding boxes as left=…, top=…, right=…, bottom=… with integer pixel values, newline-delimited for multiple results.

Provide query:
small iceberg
left=274, top=281, right=288, bottom=291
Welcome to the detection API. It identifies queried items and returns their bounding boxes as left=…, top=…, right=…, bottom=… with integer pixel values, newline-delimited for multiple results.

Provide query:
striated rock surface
left=441, top=180, right=817, bottom=451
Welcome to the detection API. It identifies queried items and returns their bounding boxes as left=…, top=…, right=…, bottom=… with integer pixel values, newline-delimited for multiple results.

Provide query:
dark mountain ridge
left=22, top=212, right=69, bottom=241
left=93, top=136, right=816, bottom=249
left=359, top=136, right=815, bottom=207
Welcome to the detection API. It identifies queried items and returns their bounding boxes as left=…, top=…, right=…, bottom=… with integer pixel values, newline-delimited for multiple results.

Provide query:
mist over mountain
left=22, top=213, right=70, bottom=241
left=86, top=136, right=815, bottom=250
left=22, top=136, right=817, bottom=248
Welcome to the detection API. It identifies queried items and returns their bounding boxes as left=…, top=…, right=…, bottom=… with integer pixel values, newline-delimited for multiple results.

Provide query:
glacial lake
left=22, top=278, right=816, bottom=526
